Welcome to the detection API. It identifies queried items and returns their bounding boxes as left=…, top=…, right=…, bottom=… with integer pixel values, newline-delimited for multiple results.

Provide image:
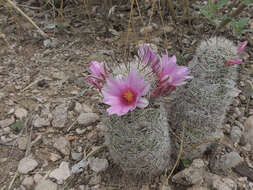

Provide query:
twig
left=8, top=172, right=19, bottom=190
left=86, top=145, right=106, bottom=159
left=67, top=118, right=78, bottom=132
left=214, top=2, right=247, bottom=34
left=167, top=121, right=186, bottom=181
left=185, top=137, right=220, bottom=151
left=5, top=0, right=48, bottom=39
left=167, top=0, right=176, bottom=22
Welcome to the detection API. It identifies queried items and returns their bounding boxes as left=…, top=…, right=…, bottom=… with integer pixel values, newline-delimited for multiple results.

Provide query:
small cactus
left=167, top=37, right=241, bottom=160
left=104, top=101, right=171, bottom=176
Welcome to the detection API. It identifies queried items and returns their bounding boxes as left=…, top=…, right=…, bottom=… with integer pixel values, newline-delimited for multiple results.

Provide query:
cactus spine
left=104, top=101, right=171, bottom=176
left=167, top=37, right=240, bottom=160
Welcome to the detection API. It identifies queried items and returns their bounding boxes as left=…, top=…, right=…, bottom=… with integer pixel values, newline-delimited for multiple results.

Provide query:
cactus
left=167, top=37, right=240, bottom=160
left=104, top=101, right=171, bottom=176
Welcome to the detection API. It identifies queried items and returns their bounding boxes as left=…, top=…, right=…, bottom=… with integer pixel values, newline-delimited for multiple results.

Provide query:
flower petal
left=136, top=98, right=149, bottom=108
left=237, top=41, right=248, bottom=54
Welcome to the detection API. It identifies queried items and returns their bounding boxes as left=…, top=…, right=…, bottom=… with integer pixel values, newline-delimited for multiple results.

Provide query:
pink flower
left=225, top=58, right=243, bottom=66
left=102, top=70, right=149, bottom=116
left=139, top=45, right=160, bottom=73
left=87, top=61, right=110, bottom=90
left=151, top=52, right=192, bottom=98
left=89, top=61, right=109, bottom=80
left=237, top=41, right=248, bottom=54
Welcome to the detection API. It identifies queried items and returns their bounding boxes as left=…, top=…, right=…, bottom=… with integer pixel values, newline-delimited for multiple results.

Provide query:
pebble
left=49, top=153, right=62, bottom=162
left=77, top=113, right=99, bottom=127
left=89, top=175, right=101, bottom=185
left=140, top=25, right=153, bottom=34
left=17, top=136, right=28, bottom=150
left=0, top=117, right=15, bottom=128
left=33, top=116, right=50, bottom=128
left=53, top=137, right=71, bottom=156
left=172, top=161, right=205, bottom=186
left=89, top=157, right=109, bottom=173
left=71, top=152, right=83, bottom=161
left=211, top=177, right=237, bottom=190
left=43, top=38, right=59, bottom=48
left=52, top=104, right=68, bottom=128
left=71, top=159, right=89, bottom=174
left=14, top=108, right=28, bottom=120
left=211, top=152, right=243, bottom=174
left=230, top=126, right=242, bottom=144
left=33, top=173, right=43, bottom=184
left=82, top=104, right=93, bottom=113
left=18, top=157, right=38, bottom=174
left=22, top=176, right=34, bottom=189
left=35, top=180, right=57, bottom=190
left=49, top=161, right=71, bottom=184
left=187, top=185, right=209, bottom=190
left=244, top=115, right=253, bottom=146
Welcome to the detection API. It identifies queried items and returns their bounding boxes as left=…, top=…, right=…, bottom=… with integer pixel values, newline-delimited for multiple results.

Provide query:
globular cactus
left=104, top=101, right=171, bottom=176
left=167, top=37, right=240, bottom=160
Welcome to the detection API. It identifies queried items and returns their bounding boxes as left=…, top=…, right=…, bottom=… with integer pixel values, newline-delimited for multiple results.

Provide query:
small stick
left=5, top=0, right=48, bottom=39
left=167, top=0, right=176, bottom=22
left=167, top=121, right=186, bottom=181
left=8, top=172, right=19, bottom=190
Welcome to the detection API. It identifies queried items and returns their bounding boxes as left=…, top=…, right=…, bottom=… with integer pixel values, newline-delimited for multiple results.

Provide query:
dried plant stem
left=123, top=0, right=134, bottom=70
left=83, top=0, right=92, bottom=25
left=167, top=0, right=176, bottom=22
left=135, top=0, right=145, bottom=26
left=167, top=121, right=185, bottom=181
left=214, top=2, right=247, bottom=34
left=158, top=0, right=167, bottom=43
left=5, top=0, right=48, bottom=38
left=185, top=137, right=220, bottom=151
left=182, top=0, right=190, bottom=25
left=144, top=0, right=156, bottom=43
left=0, top=30, right=10, bottom=48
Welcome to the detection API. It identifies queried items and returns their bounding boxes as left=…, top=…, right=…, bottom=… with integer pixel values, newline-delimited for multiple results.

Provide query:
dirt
left=0, top=0, right=253, bottom=190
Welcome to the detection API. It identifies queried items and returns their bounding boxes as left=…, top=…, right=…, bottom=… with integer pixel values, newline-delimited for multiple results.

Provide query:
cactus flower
left=225, top=58, right=243, bottom=66
left=139, top=45, right=160, bottom=73
left=87, top=61, right=110, bottom=90
left=102, top=70, right=149, bottom=116
left=237, top=41, right=248, bottom=54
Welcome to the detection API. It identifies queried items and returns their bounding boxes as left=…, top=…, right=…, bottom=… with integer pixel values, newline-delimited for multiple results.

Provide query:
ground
left=0, top=0, right=253, bottom=190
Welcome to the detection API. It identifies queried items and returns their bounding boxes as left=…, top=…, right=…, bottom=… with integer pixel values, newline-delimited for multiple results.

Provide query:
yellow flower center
left=123, top=90, right=134, bottom=103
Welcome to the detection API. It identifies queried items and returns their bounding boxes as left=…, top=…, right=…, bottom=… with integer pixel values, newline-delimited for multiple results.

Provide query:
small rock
left=82, top=104, right=93, bottom=113
left=71, top=159, right=88, bottom=174
left=187, top=185, right=209, bottom=190
left=33, top=116, right=50, bottom=128
left=52, top=104, right=68, bottom=128
left=230, top=126, right=242, bottom=144
left=49, top=161, right=71, bottom=184
left=33, top=173, right=43, bottom=184
left=89, top=157, right=109, bottom=173
left=74, top=102, right=83, bottom=113
left=211, top=152, right=243, bottom=174
left=141, top=185, right=150, bottom=190
left=22, top=176, right=34, bottom=189
left=17, top=136, right=28, bottom=150
left=0, top=117, right=15, bottom=128
left=53, top=137, right=70, bottom=156
left=71, top=152, right=82, bottom=161
left=212, top=177, right=237, bottom=190
left=244, top=116, right=253, bottom=147
left=15, top=108, right=28, bottom=120
left=140, top=25, right=153, bottom=34
left=43, top=38, right=58, bottom=48
left=172, top=167, right=204, bottom=185
left=77, top=113, right=99, bottom=127
left=35, top=180, right=57, bottom=190
left=18, top=157, right=38, bottom=174
left=191, top=159, right=205, bottom=168
left=163, top=26, right=174, bottom=33
left=49, top=153, right=62, bottom=162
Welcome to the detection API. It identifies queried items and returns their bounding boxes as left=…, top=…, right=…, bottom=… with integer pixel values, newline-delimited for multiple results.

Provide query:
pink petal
left=136, top=98, right=149, bottom=108
left=237, top=41, right=248, bottom=54
left=89, top=61, right=103, bottom=78
left=225, top=59, right=243, bottom=66
left=87, top=76, right=102, bottom=90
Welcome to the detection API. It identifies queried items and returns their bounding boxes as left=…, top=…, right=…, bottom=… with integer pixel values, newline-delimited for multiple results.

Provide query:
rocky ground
left=0, top=1, right=253, bottom=190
